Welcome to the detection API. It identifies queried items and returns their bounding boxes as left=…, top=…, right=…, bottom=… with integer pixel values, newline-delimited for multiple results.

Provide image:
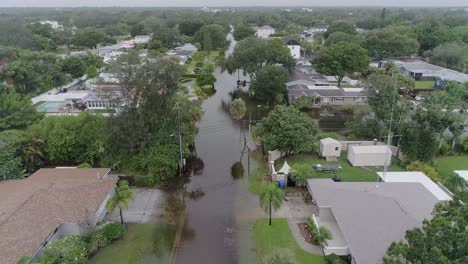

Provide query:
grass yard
left=434, top=155, right=468, bottom=180
left=275, top=153, right=405, bottom=182
left=87, top=223, right=176, bottom=264
left=414, top=80, right=435, bottom=89
left=253, top=218, right=325, bottom=264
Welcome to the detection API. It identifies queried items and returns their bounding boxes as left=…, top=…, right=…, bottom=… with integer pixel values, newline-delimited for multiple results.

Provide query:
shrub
left=195, top=61, right=204, bottom=67
left=463, top=138, right=468, bottom=152
left=16, top=256, right=31, bottom=264
left=42, top=235, right=88, bottom=264
left=406, top=161, right=441, bottom=182
left=306, top=217, right=320, bottom=245
left=102, top=223, right=126, bottom=241
left=77, top=162, right=92, bottom=168
left=439, top=140, right=450, bottom=155
left=320, top=132, right=340, bottom=140
left=134, top=175, right=157, bottom=187
left=325, top=254, right=347, bottom=264
left=88, top=232, right=109, bottom=254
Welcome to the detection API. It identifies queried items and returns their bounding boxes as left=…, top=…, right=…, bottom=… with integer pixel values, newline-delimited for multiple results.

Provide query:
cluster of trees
left=223, top=37, right=295, bottom=103
left=0, top=48, right=103, bottom=95
left=0, top=57, right=202, bottom=184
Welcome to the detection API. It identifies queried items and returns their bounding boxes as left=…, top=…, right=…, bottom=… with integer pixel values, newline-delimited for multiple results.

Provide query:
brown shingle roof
left=0, top=168, right=116, bottom=264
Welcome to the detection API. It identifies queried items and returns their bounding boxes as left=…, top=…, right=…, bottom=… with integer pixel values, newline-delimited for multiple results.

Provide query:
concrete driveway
left=106, top=187, right=181, bottom=224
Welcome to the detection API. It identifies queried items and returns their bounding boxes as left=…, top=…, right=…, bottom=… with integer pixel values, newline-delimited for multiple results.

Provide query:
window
left=335, top=147, right=339, bottom=151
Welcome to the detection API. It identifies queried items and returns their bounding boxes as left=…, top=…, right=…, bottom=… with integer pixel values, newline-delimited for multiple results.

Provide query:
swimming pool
left=37, top=102, right=66, bottom=112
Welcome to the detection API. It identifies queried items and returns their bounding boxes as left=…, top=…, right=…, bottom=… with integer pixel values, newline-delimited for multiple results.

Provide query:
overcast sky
left=0, top=0, right=467, bottom=7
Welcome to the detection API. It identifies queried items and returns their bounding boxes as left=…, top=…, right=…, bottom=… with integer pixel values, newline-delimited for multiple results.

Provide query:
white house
left=134, top=35, right=151, bottom=44
left=38, top=20, right=64, bottom=30
left=319, top=137, right=341, bottom=159
left=347, top=145, right=392, bottom=167
left=255, top=25, right=275, bottom=39
left=283, top=36, right=301, bottom=59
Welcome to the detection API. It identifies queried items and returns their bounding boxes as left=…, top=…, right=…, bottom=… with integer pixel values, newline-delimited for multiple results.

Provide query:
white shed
left=319, top=138, right=341, bottom=158
left=347, top=145, right=392, bottom=167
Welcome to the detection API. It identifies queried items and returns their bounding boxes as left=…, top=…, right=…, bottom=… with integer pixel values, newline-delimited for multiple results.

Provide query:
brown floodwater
left=172, top=34, right=260, bottom=264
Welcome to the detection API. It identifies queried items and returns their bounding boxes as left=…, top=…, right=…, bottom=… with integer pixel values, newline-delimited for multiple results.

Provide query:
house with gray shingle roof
left=307, top=179, right=443, bottom=264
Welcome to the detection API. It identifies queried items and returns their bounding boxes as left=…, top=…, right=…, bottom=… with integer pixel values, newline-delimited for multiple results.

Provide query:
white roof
left=377, top=171, right=452, bottom=201
left=349, top=145, right=391, bottom=154
left=342, top=88, right=364, bottom=93
left=454, top=170, right=468, bottom=181
left=320, top=137, right=340, bottom=144
left=38, top=91, right=90, bottom=102
left=278, top=161, right=291, bottom=175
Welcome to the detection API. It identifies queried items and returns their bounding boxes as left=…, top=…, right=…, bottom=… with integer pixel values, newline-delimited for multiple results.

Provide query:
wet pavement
left=172, top=33, right=261, bottom=264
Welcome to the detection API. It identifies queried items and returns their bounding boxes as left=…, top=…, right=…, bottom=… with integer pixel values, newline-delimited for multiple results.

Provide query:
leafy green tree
left=179, top=20, right=204, bottom=36
left=292, top=95, right=316, bottom=110
left=229, top=98, right=247, bottom=120
left=233, top=24, right=255, bottom=40
left=106, top=180, right=134, bottom=225
left=363, top=28, right=420, bottom=58
left=86, top=65, right=98, bottom=78
left=259, top=106, right=319, bottom=154
left=150, top=24, right=180, bottom=48
left=384, top=193, right=468, bottom=264
left=130, top=23, right=146, bottom=37
left=196, top=72, right=216, bottom=88
left=406, top=161, right=441, bottom=182
left=265, top=38, right=295, bottom=71
left=0, top=87, right=43, bottom=131
left=259, top=183, right=285, bottom=226
left=416, top=18, right=456, bottom=52
left=61, top=56, right=87, bottom=78
left=323, top=21, right=356, bottom=39
left=444, top=173, right=467, bottom=193
left=223, top=37, right=267, bottom=76
left=315, top=42, right=370, bottom=87
left=194, top=24, right=226, bottom=51
left=290, top=164, right=316, bottom=186
left=325, top=32, right=359, bottom=46
left=429, top=42, right=465, bottom=70
left=73, top=27, right=113, bottom=49
left=0, top=130, right=28, bottom=180
left=250, top=65, right=288, bottom=104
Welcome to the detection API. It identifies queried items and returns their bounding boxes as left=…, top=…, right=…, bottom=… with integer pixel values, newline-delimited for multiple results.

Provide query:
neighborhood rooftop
left=307, top=179, right=441, bottom=264
left=0, top=168, right=116, bottom=264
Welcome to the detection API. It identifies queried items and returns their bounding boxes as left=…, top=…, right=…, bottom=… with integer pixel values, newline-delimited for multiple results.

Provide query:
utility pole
left=176, top=106, right=184, bottom=176
left=248, top=112, right=252, bottom=134
left=382, top=69, right=399, bottom=182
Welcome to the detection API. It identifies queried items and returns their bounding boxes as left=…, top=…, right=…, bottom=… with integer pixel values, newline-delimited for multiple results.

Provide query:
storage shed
left=347, top=145, right=392, bottom=167
left=319, top=137, right=341, bottom=158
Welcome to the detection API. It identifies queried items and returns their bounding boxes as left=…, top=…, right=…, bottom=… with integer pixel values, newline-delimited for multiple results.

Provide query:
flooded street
left=173, top=33, right=260, bottom=264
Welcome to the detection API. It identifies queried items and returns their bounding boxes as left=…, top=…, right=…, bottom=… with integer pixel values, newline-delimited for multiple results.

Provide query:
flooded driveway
left=172, top=34, right=261, bottom=264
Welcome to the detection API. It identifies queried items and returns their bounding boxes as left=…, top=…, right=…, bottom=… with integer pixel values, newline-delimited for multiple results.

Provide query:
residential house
left=304, top=24, right=329, bottom=42
left=283, top=36, right=301, bottom=59
left=307, top=178, right=446, bottom=264
left=255, top=25, right=275, bottom=39
left=134, top=35, right=151, bottom=45
left=0, top=168, right=116, bottom=264
left=38, top=20, right=64, bottom=30
left=380, top=59, right=468, bottom=83
left=167, top=43, right=198, bottom=65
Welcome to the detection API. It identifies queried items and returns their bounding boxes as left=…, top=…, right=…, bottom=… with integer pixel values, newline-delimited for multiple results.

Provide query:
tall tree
left=259, top=183, right=284, bottom=226
left=250, top=65, right=289, bottom=103
left=0, top=86, right=43, bottom=131
left=194, top=24, right=226, bottom=52
left=259, top=106, right=320, bottom=154
left=363, top=28, right=420, bottom=58
left=315, top=42, right=370, bottom=87
left=233, top=24, right=255, bottom=41
left=430, top=42, right=465, bottom=70
left=105, top=180, right=135, bottom=225
left=323, top=21, right=356, bottom=39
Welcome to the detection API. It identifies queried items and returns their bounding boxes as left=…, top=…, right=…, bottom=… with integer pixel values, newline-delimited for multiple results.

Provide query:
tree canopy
left=250, top=65, right=289, bottom=104
left=259, top=106, right=319, bottom=154
left=193, top=24, right=226, bottom=52
left=315, top=42, right=370, bottom=87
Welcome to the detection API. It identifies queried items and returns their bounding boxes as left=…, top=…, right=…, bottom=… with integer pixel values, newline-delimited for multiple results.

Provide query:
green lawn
left=434, top=156, right=468, bottom=180
left=275, top=153, right=405, bottom=182
left=415, top=80, right=435, bottom=89
left=87, top=224, right=176, bottom=264
left=253, top=218, right=325, bottom=264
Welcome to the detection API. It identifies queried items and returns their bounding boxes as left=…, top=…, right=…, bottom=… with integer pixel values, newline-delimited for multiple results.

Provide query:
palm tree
left=316, top=226, right=333, bottom=246
left=106, top=180, right=134, bottom=226
left=229, top=98, right=247, bottom=120
left=259, top=183, right=285, bottom=226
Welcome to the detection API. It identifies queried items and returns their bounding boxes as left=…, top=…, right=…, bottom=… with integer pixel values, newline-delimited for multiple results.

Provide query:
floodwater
left=172, top=33, right=260, bottom=264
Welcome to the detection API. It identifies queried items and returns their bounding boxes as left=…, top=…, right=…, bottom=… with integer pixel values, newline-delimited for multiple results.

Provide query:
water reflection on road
left=172, top=33, right=260, bottom=264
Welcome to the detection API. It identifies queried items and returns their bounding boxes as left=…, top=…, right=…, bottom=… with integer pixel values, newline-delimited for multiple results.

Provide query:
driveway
left=106, top=187, right=182, bottom=224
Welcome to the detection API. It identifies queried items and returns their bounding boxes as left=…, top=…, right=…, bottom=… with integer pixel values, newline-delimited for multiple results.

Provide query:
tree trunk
left=269, top=201, right=272, bottom=226
left=337, top=76, right=343, bottom=88
left=119, top=206, right=124, bottom=226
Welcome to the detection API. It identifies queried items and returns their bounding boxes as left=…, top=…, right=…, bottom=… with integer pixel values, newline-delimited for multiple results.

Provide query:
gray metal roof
left=307, top=179, right=439, bottom=264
